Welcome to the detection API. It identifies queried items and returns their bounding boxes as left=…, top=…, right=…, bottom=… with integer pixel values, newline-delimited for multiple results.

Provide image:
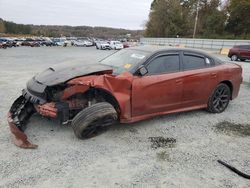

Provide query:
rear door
left=239, top=45, right=250, bottom=59
left=181, top=52, right=219, bottom=107
left=132, top=52, right=183, bottom=117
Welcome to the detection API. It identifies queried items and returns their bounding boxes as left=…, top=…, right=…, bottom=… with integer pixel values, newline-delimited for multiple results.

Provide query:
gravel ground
left=0, top=47, right=249, bottom=188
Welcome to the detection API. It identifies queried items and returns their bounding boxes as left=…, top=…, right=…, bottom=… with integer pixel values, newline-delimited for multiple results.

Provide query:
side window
left=242, top=45, right=250, bottom=50
left=183, top=54, right=206, bottom=70
left=146, top=55, right=180, bottom=74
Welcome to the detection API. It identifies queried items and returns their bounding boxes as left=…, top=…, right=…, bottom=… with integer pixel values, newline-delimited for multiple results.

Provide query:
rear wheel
left=231, top=54, right=238, bottom=61
left=72, top=102, right=118, bottom=139
left=207, top=83, right=231, bottom=113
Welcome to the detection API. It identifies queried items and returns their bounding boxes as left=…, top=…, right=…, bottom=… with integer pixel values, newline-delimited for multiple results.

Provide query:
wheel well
left=220, top=81, right=233, bottom=99
left=231, top=53, right=241, bottom=58
left=92, top=88, right=121, bottom=114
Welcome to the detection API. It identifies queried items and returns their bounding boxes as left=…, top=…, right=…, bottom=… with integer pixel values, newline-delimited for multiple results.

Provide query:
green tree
left=145, top=0, right=233, bottom=38
left=226, top=0, right=250, bottom=38
left=0, top=18, right=6, bottom=33
left=204, top=10, right=226, bottom=37
left=3, top=20, right=31, bottom=34
left=197, top=0, right=227, bottom=37
left=145, top=0, right=188, bottom=37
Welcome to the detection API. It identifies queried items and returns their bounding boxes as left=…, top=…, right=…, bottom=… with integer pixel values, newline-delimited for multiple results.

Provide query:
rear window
left=234, top=45, right=250, bottom=49
left=183, top=54, right=206, bottom=70
left=240, top=45, right=250, bottom=49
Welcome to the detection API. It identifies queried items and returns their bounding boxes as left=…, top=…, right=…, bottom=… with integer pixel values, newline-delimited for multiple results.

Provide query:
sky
left=0, top=0, right=152, bottom=30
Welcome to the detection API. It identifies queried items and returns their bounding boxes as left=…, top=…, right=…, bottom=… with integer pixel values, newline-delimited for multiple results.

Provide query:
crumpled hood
left=34, top=61, right=113, bottom=86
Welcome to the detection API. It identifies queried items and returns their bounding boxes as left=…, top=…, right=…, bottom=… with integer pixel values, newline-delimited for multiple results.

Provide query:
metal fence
left=140, top=37, right=250, bottom=50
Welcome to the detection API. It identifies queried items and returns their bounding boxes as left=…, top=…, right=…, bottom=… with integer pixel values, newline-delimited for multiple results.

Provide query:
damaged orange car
left=8, top=46, right=242, bottom=148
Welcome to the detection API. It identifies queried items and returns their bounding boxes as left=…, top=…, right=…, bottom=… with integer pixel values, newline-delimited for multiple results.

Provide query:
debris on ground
left=215, top=121, right=250, bottom=137
left=149, top=137, right=176, bottom=149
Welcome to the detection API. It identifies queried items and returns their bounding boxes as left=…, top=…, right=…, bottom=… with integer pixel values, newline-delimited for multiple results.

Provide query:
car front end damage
left=7, top=76, right=84, bottom=148
left=7, top=66, right=133, bottom=149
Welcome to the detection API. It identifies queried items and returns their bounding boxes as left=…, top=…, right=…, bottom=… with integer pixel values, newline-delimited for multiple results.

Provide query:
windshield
left=100, top=49, right=149, bottom=75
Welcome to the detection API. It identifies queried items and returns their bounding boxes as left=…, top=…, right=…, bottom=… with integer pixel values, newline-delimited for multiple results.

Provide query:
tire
left=231, top=54, right=238, bottom=61
left=207, top=83, right=231, bottom=113
left=72, top=102, right=118, bottom=139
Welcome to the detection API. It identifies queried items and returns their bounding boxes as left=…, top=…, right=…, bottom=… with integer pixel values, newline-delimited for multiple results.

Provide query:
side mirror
left=138, top=65, right=148, bottom=76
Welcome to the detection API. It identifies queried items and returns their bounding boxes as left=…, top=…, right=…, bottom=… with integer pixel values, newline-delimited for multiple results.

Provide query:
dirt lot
left=0, top=47, right=249, bottom=188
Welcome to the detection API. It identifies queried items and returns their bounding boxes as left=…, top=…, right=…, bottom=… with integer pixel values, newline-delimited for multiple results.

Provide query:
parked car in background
left=0, top=38, right=18, bottom=48
left=123, top=42, right=130, bottom=48
left=14, top=38, right=25, bottom=46
left=0, top=38, right=8, bottom=49
left=74, top=40, right=93, bottom=47
left=228, top=45, right=250, bottom=61
left=52, top=38, right=70, bottom=46
left=0, top=43, right=4, bottom=49
left=96, top=41, right=111, bottom=50
left=109, top=41, right=124, bottom=50
left=38, top=39, right=56, bottom=47
left=21, top=39, right=40, bottom=47
left=52, top=38, right=64, bottom=46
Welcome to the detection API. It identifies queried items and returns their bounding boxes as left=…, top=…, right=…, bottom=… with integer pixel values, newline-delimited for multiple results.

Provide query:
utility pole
left=193, top=0, right=199, bottom=38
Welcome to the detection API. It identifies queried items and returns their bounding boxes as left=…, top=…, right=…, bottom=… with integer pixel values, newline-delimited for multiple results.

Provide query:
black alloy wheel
left=207, top=83, right=231, bottom=113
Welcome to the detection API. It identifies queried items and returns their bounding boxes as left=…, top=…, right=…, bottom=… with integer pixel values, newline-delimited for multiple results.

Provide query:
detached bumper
left=7, top=96, right=38, bottom=149
left=7, top=94, right=70, bottom=149
left=7, top=112, right=38, bottom=149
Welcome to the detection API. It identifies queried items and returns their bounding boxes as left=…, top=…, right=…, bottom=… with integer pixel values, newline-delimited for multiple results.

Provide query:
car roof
left=128, top=45, right=224, bottom=64
left=234, top=45, right=250, bottom=48
left=129, top=45, right=212, bottom=56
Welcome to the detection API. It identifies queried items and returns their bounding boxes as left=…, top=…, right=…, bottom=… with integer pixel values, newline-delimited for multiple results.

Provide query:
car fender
left=65, top=72, right=134, bottom=120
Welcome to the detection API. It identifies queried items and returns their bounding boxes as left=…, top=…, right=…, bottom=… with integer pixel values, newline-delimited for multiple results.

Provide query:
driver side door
left=131, top=52, right=183, bottom=117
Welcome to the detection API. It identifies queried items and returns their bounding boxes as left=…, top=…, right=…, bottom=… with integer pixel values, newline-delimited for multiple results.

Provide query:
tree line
left=0, top=18, right=143, bottom=39
left=0, top=18, right=32, bottom=35
left=1, top=0, right=249, bottom=39
left=145, top=0, right=250, bottom=39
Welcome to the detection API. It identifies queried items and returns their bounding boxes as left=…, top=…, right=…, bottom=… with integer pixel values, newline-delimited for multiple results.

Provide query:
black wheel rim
left=212, top=86, right=230, bottom=112
left=81, top=115, right=115, bottom=138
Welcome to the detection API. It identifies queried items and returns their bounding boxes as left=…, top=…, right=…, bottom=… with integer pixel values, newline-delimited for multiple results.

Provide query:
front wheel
left=207, top=83, right=231, bottom=113
left=72, top=102, right=118, bottom=139
left=231, top=55, right=238, bottom=61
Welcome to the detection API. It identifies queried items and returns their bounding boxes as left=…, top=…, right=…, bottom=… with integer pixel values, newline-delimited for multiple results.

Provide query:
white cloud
left=0, top=0, right=152, bottom=29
